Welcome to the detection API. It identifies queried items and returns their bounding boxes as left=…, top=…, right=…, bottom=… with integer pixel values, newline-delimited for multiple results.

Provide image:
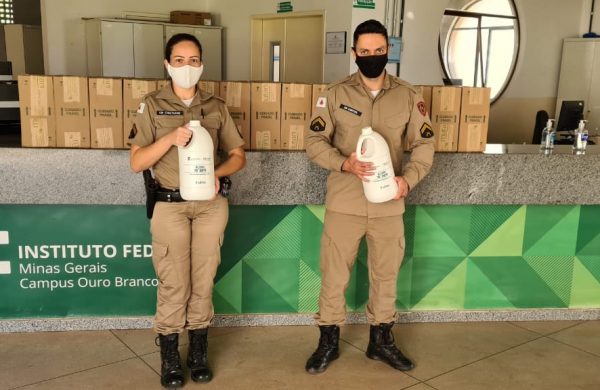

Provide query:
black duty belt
left=156, top=188, right=185, bottom=202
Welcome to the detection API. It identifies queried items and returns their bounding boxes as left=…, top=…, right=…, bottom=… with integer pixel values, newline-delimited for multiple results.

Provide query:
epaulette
left=390, top=75, right=419, bottom=94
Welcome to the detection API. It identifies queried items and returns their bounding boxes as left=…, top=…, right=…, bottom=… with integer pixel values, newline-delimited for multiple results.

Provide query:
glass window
left=439, top=0, right=519, bottom=102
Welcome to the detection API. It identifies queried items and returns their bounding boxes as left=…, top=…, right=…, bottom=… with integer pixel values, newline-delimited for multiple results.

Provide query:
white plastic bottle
left=573, top=119, right=589, bottom=155
left=356, top=127, right=398, bottom=203
left=540, top=119, right=555, bottom=153
left=178, top=120, right=215, bottom=200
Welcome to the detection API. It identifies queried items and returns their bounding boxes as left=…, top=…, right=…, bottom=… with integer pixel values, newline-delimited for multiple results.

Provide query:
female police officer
left=129, top=33, right=245, bottom=388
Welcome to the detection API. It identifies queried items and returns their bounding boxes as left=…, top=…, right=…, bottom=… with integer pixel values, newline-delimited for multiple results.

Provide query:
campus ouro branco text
left=17, top=244, right=157, bottom=291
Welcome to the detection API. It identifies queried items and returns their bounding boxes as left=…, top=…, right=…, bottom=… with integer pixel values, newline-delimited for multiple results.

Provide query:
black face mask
left=355, top=54, right=388, bottom=78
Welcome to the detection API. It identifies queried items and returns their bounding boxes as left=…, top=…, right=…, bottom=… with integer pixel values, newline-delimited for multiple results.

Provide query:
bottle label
left=181, top=154, right=213, bottom=185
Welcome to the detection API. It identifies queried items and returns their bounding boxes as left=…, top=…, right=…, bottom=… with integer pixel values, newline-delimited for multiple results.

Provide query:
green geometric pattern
left=1, top=204, right=599, bottom=319
left=212, top=204, right=600, bottom=313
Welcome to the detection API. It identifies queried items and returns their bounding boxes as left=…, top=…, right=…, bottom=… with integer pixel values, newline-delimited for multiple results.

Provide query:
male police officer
left=304, top=19, right=435, bottom=374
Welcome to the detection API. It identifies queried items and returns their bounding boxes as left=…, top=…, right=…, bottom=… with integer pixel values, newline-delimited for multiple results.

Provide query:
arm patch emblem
left=420, top=123, right=434, bottom=138
left=310, top=116, right=326, bottom=132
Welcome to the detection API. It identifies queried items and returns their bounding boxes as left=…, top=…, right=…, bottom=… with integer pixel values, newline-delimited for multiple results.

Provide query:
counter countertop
left=2, top=146, right=600, bottom=205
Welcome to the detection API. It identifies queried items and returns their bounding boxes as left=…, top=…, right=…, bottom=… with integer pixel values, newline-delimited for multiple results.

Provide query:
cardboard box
left=17, top=75, right=56, bottom=147
left=123, top=79, right=157, bottom=147
left=220, top=81, right=251, bottom=149
left=199, top=80, right=220, bottom=97
left=157, top=80, right=170, bottom=90
left=170, top=11, right=212, bottom=26
left=53, top=76, right=90, bottom=148
left=251, top=82, right=281, bottom=150
left=281, top=83, right=311, bottom=150
left=458, top=87, right=491, bottom=152
left=89, top=77, right=123, bottom=149
left=431, top=86, right=462, bottom=152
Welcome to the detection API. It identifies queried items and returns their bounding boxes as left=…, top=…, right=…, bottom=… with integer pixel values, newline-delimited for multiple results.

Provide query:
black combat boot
left=187, top=328, right=213, bottom=382
left=157, top=333, right=184, bottom=389
left=305, top=325, right=340, bottom=374
left=366, top=322, right=414, bottom=371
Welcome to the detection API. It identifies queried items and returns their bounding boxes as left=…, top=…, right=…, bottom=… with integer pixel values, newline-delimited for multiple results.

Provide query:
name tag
left=156, top=110, right=183, bottom=116
left=340, top=104, right=362, bottom=116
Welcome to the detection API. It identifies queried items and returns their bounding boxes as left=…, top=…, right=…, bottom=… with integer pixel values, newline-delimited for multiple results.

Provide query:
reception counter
left=1, top=145, right=599, bottom=331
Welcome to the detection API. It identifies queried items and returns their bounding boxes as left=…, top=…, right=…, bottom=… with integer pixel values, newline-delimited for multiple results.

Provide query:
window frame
left=438, top=1, right=521, bottom=104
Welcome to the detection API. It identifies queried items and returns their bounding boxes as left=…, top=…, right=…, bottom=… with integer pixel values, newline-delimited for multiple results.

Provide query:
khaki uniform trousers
left=316, top=210, right=405, bottom=326
left=151, top=196, right=228, bottom=335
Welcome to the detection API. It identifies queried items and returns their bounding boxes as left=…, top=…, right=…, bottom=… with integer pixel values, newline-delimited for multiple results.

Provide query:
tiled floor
left=1, top=320, right=599, bottom=389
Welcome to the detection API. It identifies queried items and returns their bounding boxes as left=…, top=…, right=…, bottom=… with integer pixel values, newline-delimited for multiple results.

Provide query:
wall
left=41, top=0, right=594, bottom=143
left=399, top=0, right=447, bottom=84
left=40, top=0, right=210, bottom=76
left=399, top=0, right=593, bottom=144
left=40, top=0, right=383, bottom=82
left=205, top=0, right=354, bottom=82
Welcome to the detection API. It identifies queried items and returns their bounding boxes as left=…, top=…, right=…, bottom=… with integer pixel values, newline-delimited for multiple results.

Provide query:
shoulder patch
left=417, top=101, right=427, bottom=117
left=420, top=123, right=434, bottom=139
left=310, top=116, right=326, bottom=132
left=137, top=102, right=145, bottom=114
left=128, top=123, right=138, bottom=139
left=316, top=97, right=327, bottom=108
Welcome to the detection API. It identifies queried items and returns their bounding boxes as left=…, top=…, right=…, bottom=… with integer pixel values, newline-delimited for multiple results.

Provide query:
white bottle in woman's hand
left=356, top=126, right=398, bottom=203
left=178, top=120, right=215, bottom=200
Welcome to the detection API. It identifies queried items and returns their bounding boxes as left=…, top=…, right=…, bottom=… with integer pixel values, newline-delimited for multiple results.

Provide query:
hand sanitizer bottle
left=540, top=119, right=555, bottom=155
left=178, top=120, right=215, bottom=200
left=573, top=119, right=589, bottom=155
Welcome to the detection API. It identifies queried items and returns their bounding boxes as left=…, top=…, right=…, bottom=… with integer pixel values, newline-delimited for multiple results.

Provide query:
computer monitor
left=556, top=100, right=584, bottom=132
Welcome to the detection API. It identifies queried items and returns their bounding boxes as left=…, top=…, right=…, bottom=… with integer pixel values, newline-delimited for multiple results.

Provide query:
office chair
left=531, top=110, right=549, bottom=144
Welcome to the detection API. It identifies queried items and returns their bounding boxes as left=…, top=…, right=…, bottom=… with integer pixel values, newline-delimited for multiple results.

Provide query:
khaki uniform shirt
left=305, top=72, right=435, bottom=217
left=129, top=82, right=244, bottom=190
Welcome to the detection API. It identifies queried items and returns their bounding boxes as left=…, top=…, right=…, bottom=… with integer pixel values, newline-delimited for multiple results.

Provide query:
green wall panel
left=1, top=204, right=599, bottom=319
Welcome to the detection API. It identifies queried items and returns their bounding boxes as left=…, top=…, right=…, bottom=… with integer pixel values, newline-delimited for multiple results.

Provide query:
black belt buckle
left=156, top=188, right=184, bottom=202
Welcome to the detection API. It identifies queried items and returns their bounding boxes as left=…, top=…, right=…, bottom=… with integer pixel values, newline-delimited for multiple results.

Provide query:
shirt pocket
left=332, top=108, right=362, bottom=146
left=154, top=116, right=185, bottom=139
left=200, top=113, right=221, bottom=146
left=384, top=111, right=410, bottom=145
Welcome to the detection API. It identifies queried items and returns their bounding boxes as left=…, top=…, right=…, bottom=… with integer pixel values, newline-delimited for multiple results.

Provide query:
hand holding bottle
left=171, top=126, right=193, bottom=147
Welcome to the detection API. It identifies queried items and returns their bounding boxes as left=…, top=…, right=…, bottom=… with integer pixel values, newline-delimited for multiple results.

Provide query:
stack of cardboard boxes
left=18, top=75, right=56, bottom=147
left=18, top=75, right=491, bottom=152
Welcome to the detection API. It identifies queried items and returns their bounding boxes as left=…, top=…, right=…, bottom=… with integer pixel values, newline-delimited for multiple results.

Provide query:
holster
left=142, top=169, right=159, bottom=219
left=219, top=176, right=232, bottom=197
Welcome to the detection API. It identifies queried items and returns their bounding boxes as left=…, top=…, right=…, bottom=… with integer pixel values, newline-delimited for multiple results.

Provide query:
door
left=101, top=21, right=134, bottom=77
left=133, top=23, right=164, bottom=79
left=164, top=26, right=222, bottom=80
left=251, top=13, right=324, bottom=83
left=284, top=16, right=323, bottom=83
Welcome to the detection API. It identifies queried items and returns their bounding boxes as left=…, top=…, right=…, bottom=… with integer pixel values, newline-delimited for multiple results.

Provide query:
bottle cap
left=361, top=127, right=373, bottom=135
left=189, top=120, right=201, bottom=127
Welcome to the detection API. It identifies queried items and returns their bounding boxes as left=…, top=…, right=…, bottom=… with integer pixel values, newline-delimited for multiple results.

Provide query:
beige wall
left=40, top=0, right=596, bottom=144
left=40, top=0, right=210, bottom=76
left=206, top=0, right=353, bottom=82
left=399, top=0, right=592, bottom=144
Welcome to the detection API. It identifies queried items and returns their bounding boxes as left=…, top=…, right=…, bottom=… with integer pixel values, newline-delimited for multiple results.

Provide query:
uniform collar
left=156, top=82, right=214, bottom=107
left=351, top=71, right=397, bottom=95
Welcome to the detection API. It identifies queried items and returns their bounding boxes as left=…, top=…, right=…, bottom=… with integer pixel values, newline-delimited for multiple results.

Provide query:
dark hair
left=352, top=19, right=388, bottom=48
left=164, top=33, right=203, bottom=61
